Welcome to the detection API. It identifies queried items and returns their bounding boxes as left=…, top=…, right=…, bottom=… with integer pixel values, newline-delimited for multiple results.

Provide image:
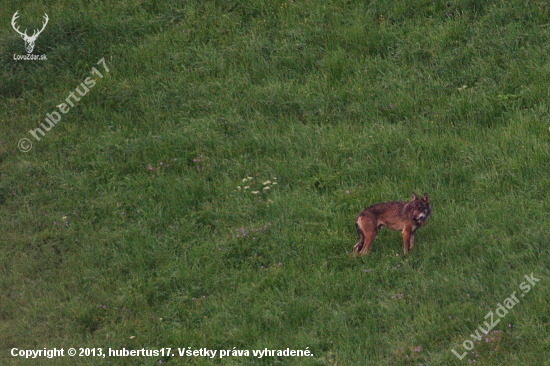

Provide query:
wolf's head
left=410, top=192, right=431, bottom=225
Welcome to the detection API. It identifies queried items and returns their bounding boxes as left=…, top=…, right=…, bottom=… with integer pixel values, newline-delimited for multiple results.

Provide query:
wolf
left=354, top=192, right=431, bottom=256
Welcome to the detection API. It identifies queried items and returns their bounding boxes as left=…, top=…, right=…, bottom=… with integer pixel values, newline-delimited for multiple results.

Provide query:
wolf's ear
left=422, top=193, right=429, bottom=203
left=411, top=192, right=419, bottom=201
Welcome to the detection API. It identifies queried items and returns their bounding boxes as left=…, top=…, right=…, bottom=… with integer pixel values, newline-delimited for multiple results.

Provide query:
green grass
left=1, top=0, right=550, bottom=365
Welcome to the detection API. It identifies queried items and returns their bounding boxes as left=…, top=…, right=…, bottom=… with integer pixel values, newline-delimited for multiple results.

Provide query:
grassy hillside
left=1, top=0, right=549, bottom=365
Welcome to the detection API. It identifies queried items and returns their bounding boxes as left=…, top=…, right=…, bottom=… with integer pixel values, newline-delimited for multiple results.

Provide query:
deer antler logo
left=11, top=11, right=49, bottom=54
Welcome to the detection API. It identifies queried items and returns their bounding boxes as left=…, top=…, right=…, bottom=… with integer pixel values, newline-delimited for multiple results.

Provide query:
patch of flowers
left=235, top=222, right=272, bottom=239
left=236, top=176, right=277, bottom=205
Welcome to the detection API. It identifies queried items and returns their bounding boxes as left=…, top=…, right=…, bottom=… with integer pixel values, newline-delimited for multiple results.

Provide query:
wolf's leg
left=402, top=227, right=412, bottom=255
left=408, top=232, right=416, bottom=250
left=354, top=214, right=377, bottom=255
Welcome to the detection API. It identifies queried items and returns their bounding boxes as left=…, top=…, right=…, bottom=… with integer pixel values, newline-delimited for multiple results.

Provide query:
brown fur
left=354, top=192, right=431, bottom=256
